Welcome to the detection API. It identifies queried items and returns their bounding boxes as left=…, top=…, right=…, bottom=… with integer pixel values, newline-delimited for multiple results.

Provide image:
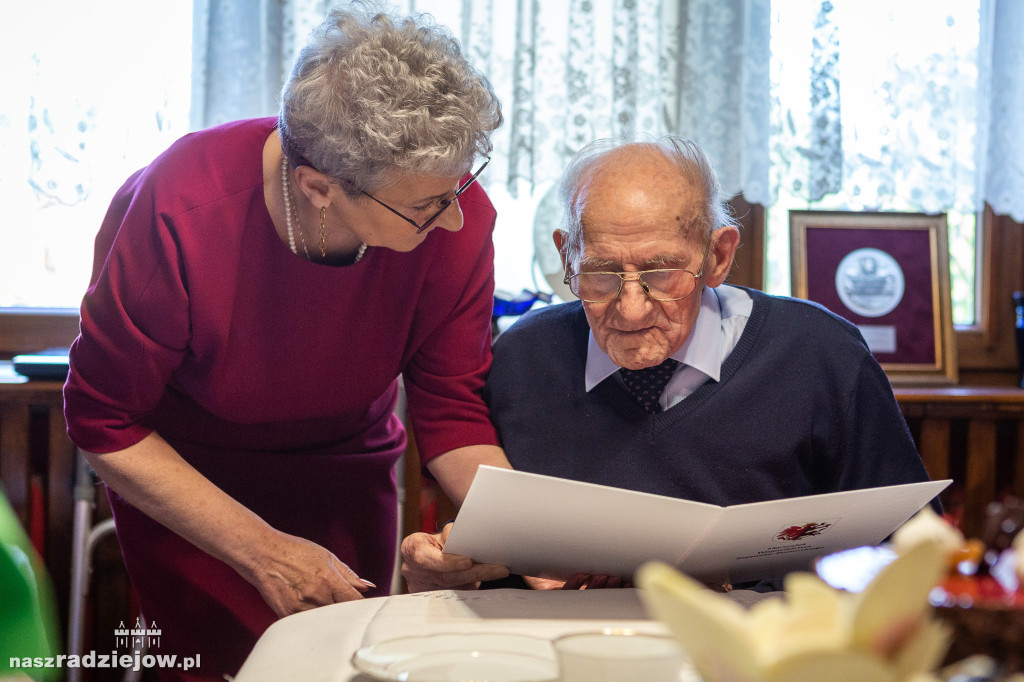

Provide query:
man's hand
left=245, top=531, right=375, bottom=617
left=524, top=574, right=631, bottom=590
left=400, top=523, right=509, bottom=592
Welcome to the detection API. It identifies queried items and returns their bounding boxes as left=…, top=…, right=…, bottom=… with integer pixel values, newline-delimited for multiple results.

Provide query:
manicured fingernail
left=360, top=579, right=377, bottom=588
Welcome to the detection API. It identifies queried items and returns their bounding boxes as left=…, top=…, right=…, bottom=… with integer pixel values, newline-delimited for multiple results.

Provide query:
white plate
left=352, top=632, right=559, bottom=681
left=815, top=545, right=897, bottom=593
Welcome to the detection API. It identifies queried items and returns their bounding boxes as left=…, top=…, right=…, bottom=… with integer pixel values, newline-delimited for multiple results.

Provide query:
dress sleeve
left=64, top=169, right=191, bottom=453
left=401, top=189, right=501, bottom=464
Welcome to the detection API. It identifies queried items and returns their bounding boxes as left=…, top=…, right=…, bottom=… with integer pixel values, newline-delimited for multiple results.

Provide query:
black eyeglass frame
left=359, top=157, right=491, bottom=234
left=563, top=237, right=713, bottom=303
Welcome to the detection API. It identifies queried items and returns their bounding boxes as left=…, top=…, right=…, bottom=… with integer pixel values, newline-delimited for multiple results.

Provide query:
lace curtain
left=0, top=2, right=193, bottom=307
left=191, top=0, right=772, bottom=205
left=769, top=0, right=1024, bottom=223
left=6, top=0, right=1021, bottom=308
left=193, top=0, right=1024, bottom=222
left=982, top=0, right=1024, bottom=222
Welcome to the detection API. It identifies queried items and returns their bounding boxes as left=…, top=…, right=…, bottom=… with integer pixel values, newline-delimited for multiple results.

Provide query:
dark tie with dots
left=619, top=358, right=680, bottom=414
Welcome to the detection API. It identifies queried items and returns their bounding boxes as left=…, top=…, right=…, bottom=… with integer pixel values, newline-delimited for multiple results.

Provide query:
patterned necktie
left=619, top=358, right=680, bottom=414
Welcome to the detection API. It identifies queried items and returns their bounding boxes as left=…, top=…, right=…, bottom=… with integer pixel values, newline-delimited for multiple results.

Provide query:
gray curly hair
left=279, top=3, right=503, bottom=196
left=557, top=136, right=735, bottom=269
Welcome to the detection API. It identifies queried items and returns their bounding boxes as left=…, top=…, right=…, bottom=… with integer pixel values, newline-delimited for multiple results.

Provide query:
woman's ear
left=294, top=165, right=335, bottom=210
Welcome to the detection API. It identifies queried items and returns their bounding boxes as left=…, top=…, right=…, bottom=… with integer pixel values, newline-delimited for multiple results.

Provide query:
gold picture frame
left=790, top=210, right=958, bottom=386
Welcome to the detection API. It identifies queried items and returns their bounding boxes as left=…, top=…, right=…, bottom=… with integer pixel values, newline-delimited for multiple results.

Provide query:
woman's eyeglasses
left=360, top=157, right=490, bottom=234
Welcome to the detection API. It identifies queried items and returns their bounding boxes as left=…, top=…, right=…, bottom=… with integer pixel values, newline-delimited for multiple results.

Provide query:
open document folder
left=443, top=466, right=951, bottom=585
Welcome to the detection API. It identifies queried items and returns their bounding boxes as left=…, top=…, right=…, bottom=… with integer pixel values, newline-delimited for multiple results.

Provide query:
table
left=233, top=588, right=753, bottom=681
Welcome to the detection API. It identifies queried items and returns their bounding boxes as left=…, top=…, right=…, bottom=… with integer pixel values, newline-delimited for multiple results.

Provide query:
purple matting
left=805, top=227, right=936, bottom=366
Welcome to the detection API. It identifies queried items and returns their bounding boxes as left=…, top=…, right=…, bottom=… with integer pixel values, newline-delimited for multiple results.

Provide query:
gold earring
left=319, top=206, right=328, bottom=258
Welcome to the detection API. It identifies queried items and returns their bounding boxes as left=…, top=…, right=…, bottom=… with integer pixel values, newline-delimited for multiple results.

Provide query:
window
left=766, top=0, right=982, bottom=325
left=0, top=2, right=193, bottom=309
left=4, top=1, right=1007, bottom=356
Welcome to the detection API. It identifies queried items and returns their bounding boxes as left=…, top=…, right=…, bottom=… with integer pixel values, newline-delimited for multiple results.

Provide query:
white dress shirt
left=584, top=284, right=753, bottom=410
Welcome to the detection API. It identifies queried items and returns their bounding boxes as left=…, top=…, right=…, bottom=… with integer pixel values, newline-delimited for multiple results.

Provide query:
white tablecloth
left=234, top=588, right=718, bottom=681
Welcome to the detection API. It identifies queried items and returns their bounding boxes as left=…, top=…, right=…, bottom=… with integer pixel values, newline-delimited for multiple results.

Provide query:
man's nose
left=437, top=200, right=465, bottom=232
left=615, top=276, right=651, bottom=316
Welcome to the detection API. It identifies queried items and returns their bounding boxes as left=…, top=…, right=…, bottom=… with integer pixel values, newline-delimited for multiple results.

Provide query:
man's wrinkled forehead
left=574, top=154, right=704, bottom=239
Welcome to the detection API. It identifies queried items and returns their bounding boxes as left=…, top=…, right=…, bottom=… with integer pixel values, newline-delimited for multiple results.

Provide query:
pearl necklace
left=280, top=155, right=368, bottom=264
left=281, top=154, right=309, bottom=259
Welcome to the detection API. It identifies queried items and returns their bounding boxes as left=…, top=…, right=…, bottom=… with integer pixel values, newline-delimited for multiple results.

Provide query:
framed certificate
left=790, top=210, right=958, bottom=386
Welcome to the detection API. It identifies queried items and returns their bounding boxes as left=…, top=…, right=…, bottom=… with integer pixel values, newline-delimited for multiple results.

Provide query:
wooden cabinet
left=895, top=386, right=1024, bottom=537
left=0, top=376, right=77, bottom=622
left=0, top=372, right=135, bottom=682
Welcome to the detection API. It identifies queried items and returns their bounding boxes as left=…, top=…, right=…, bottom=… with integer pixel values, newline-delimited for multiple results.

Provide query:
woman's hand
left=82, top=432, right=377, bottom=619
left=400, top=524, right=509, bottom=592
left=245, top=531, right=374, bottom=617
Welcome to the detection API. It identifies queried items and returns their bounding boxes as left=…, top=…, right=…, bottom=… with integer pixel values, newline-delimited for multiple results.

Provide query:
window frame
left=0, top=308, right=79, bottom=358
left=954, top=206, right=1024, bottom=383
left=725, top=200, right=1022, bottom=385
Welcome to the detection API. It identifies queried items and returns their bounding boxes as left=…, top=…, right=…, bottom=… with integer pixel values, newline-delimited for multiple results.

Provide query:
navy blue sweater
left=484, top=287, right=931, bottom=506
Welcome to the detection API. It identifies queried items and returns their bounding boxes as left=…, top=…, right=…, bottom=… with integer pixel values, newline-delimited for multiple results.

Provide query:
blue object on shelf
left=1014, top=291, right=1024, bottom=387
left=493, top=290, right=552, bottom=319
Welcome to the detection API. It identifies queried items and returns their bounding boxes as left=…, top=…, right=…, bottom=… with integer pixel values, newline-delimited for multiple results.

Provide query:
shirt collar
left=584, top=286, right=725, bottom=391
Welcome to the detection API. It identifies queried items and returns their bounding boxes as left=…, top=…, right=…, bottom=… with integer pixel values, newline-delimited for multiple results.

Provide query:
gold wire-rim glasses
left=563, top=238, right=712, bottom=303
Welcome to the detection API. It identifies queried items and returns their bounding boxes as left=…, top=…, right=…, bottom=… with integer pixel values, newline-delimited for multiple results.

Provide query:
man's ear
left=704, top=226, right=740, bottom=287
left=294, top=165, right=335, bottom=209
left=553, top=230, right=570, bottom=272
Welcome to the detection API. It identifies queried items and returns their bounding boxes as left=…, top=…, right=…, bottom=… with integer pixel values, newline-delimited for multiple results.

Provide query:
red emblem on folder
left=775, top=520, right=835, bottom=541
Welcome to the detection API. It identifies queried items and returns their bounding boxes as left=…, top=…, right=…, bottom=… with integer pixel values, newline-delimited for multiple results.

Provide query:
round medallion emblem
left=834, top=247, right=905, bottom=318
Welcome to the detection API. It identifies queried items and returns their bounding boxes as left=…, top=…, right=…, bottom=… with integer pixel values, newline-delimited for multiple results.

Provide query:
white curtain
left=767, top=0, right=1024, bottom=223
left=190, top=0, right=772, bottom=205
left=190, top=0, right=1023, bottom=220
left=190, top=0, right=312, bottom=130
left=980, top=0, right=1024, bottom=222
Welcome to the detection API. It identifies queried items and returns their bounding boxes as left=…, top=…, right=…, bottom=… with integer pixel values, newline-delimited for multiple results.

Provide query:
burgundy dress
left=64, top=118, right=499, bottom=681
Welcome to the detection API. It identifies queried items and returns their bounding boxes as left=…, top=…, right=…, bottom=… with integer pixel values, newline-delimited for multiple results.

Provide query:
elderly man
left=401, top=136, right=933, bottom=591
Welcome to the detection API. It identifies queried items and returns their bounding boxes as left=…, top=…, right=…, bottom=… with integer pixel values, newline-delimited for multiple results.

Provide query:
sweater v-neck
left=646, top=288, right=770, bottom=434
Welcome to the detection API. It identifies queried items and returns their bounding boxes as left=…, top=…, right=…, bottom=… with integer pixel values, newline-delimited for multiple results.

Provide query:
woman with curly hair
left=64, top=5, right=509, bottom=679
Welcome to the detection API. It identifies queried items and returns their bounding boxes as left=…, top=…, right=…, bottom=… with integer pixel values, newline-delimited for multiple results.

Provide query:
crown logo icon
left=114, top=617, right=161, bottom=649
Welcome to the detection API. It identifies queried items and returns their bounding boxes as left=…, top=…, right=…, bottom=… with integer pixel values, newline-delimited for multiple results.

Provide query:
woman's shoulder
left=128, top=117, right=276, bottom=212
left=441, top=181, right=496, bottom=253
left=149, top=117, right=274, bottom=168
left=454, top=180, right=497, bottom=225
left=412, top=180, right=497, bottom=282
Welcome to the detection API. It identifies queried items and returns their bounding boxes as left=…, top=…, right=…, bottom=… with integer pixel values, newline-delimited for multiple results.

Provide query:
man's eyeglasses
left=360, top=157, right=490, bottom=234
left=563, top=239, right=711, bottom=303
